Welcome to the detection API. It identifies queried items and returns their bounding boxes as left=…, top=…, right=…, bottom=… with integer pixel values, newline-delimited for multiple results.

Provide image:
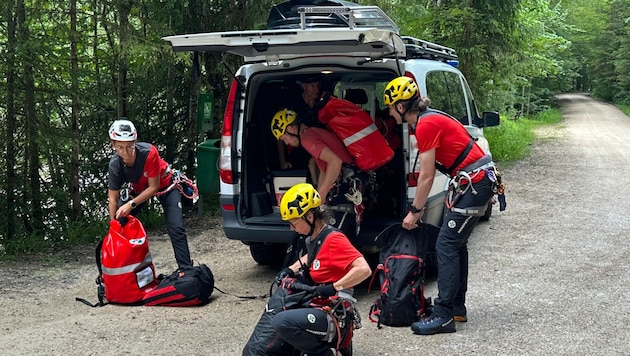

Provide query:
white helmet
left=109, top=119, right=137, bottom=141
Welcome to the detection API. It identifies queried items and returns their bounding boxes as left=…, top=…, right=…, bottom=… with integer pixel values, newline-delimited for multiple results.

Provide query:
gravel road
left=1, top=93, right=628, bottom=355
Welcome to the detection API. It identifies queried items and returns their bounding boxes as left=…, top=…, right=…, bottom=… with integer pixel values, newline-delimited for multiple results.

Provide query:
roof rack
left=294, top=6, right=399, bottom=33
left=402, top=36, right=458, bottom=61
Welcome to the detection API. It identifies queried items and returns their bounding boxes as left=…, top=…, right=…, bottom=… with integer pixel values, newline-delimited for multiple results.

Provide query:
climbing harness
left=155, top=169, right=199, bottom=200
left=445, top=155, right=505, bottom=215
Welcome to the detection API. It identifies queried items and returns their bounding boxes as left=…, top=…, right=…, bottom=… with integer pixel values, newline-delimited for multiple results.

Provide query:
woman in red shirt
left=272, top=183, right=371, bottom=355
left=384, top=77, right=497, bottom=335
left=107, top=119, right=192, bottom=268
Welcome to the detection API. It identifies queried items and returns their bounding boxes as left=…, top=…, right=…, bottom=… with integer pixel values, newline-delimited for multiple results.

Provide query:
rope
left=154, top=170, right=199, bottom=200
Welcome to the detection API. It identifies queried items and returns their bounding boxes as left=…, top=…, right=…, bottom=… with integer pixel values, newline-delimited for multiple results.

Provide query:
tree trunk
left=117, top=0, right=131, bottom=118
left=4, top=0, right=18, bottom=241
left=17, top=0, right=44, bottom=233
left=70, top=0, right=82, bottom=219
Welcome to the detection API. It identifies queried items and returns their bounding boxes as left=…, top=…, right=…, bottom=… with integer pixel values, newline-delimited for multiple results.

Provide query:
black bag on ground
left=142, top=264, right=215, bottom=307
left=242, top=278, right=315, bottom=356
left=368, top=224, right=438, bottom=327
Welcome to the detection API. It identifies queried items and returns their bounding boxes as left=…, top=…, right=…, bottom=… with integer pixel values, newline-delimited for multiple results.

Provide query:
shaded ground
left=1, top=93, right=628, bottom=355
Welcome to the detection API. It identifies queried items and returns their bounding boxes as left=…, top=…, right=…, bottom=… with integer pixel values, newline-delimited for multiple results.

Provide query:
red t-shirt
left=300, top=127, right=353, bottom=172
left=309, top=231, right=364, bottom=284
left=415, top=112, right=486, bottom=180
left=108, top=142, right=171, bottom=193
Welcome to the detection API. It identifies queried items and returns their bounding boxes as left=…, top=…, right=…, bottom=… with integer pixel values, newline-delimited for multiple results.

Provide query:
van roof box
left=267, top=1, right=399, bottom=33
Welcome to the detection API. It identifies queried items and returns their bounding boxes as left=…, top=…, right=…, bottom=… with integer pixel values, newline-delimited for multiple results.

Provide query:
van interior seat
left=344, top=88, right=368, bottom=105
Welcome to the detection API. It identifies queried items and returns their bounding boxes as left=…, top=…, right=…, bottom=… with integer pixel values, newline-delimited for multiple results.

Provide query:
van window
left=425, top=71, right=468, bottom=125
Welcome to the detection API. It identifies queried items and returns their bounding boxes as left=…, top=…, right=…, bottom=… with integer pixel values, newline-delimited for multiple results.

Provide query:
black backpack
left=142, top=264, right=215, bottom=307
left=368, top=224, right=438, bottom=328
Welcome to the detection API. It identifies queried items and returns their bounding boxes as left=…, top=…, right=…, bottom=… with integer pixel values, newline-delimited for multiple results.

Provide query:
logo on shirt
left=313, top=259, right=321, bottom=270
left=144, top=171, right=149, bottom=177
left=307, top=313, right=317, bottom=324
left=448, top=220, right=457, bottom=229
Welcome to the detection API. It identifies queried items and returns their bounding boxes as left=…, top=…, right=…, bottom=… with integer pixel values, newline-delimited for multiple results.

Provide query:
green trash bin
left=197, top=139, right=221, bottom=195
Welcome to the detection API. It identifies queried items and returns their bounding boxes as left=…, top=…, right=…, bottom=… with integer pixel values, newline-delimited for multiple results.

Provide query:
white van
left=164, top=4, right=500, bottom=265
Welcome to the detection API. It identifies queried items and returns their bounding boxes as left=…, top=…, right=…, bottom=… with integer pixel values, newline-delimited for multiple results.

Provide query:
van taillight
left=219, top=78, right=239, bottom=185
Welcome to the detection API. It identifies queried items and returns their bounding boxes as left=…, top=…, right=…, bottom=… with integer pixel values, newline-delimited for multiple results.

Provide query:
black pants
left=123, top=188, right=192, bottom=268
left=272, top=308, right=332, bottom=356
left=432, top=175, right=493, bottom=318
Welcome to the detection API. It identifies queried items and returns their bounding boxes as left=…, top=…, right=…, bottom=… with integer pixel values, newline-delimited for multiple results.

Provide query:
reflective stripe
left=101, top=253, right=153, bottom=276
left=343, top=124, right=378, bottom=146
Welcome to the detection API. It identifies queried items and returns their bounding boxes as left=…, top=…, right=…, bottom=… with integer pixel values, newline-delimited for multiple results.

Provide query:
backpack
left=97, top=216, right=158, bottom=305
left=142, top=264, right=215, bottom=307
left=368, top=224, right=438, bottom=327
left=317, top=94, right=394, bottom=171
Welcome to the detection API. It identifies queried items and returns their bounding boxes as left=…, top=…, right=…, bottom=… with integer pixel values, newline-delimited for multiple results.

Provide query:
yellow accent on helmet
left=271, top=109, right=298, bottom=140
left=383, top=76, right=419, bottom=106
left=280, top=183, right=321, bottom=221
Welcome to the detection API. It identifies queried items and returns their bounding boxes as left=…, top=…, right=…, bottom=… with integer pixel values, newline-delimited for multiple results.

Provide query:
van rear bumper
left=220, top=194, right=297, bottom=244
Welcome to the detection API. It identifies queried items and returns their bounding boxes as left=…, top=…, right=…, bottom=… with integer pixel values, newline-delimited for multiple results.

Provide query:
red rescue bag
left=317, top=96, right=394, bottom=171
left=100, top=216, right=157, bottom=304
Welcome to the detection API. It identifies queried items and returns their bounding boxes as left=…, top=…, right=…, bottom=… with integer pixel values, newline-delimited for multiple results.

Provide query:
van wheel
left=249, top=244, right=287, bottom=267
left=480, top=204, right=492, bottom=221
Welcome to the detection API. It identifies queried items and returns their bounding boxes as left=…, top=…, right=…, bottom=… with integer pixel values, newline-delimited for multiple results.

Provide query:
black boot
left=411, top=314, right=456, bottom=335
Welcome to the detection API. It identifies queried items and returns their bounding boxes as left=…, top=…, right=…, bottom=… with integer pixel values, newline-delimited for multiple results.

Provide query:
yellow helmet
left=383, top=76, right=419, bottom=106
left=280, top=183, right=321, bottom=221
left=271, top=109, right=298, bottom=140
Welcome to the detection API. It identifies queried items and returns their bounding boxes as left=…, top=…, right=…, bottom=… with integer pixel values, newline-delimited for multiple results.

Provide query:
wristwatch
left=409, top=204, right=424, bottom=214
left=129, top=199, right=137, bottom=208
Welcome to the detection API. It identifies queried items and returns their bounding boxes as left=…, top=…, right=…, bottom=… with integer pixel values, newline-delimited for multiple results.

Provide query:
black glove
left=275, top=267, right=295, bottom=284
left=315, top=283, right=337, bottom=298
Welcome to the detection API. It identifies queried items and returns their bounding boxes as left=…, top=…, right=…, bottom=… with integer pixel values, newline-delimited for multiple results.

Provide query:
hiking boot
left=453, top=305, right=467, bottom=322
left=411, top=314, right=456, bottom=335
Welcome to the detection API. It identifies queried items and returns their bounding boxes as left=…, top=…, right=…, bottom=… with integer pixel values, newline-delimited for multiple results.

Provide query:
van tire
left=480, top=204, right=492, bottom=221
left=249, top=244, right=287, bottom=267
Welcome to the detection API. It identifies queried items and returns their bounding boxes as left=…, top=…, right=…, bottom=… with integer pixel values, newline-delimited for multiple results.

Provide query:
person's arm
left=108, top=189, right=120, bottom=220
left=402, top=148, right=436, bottom=230
left=114, top=175, right=160, bottom=219
left=315, top=146, right=343, bottom=201
left=332, top=256, right=372, bottom=291
left=277, top=140, right=292, bottom=169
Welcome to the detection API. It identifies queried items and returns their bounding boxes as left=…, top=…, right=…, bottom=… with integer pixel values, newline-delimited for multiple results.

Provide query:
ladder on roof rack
left=296, top=6, right=399, bottom=33
left=402, top=36, right=458, bottom=61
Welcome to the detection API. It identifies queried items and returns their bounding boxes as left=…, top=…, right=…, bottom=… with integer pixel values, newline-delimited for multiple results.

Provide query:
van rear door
left=163, top=27, right=405, bottom=62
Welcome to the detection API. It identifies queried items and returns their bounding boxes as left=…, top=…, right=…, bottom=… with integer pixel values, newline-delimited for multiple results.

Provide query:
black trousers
left=123, top=188, right=192, bottom=268
left=272, top=307, right=332, bottom=356
left=432, top=175, right=493, bottom=318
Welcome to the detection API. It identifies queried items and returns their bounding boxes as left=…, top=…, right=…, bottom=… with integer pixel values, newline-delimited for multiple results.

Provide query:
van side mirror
left=482, top=111, right=500, bottom=128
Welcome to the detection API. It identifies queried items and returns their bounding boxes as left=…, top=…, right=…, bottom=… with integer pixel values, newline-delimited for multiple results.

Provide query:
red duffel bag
left=317, top=95, right=394, bottom=171
left=100, top=216, right=157, bottom=304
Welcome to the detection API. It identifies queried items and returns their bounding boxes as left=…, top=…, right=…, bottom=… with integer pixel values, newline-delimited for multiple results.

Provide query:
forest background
left=1, top=0, right=629, bottom=255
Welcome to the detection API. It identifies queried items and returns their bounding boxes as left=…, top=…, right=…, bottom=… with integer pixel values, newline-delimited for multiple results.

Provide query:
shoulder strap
left=301, top=225, right=336, bottom=283
left=76, top=239, right=108, bottom=307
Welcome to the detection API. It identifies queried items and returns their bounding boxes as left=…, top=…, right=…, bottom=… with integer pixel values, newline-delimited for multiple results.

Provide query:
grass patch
left=485, top=108, right=563, bottom=165
left=618, top=105, right=630, bottom=116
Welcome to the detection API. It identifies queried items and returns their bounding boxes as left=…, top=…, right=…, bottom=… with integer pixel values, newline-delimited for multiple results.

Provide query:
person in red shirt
left=271, top=109, right=353, bottom=201
left=272, top=183, right=371, bottom=355
left=383, top=77, right=497, bottom=335
left=107, top=119, right=192, bottom=268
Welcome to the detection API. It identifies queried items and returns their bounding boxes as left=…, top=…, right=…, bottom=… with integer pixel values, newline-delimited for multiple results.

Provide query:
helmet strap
left=303, top=212, right=316, bottom=236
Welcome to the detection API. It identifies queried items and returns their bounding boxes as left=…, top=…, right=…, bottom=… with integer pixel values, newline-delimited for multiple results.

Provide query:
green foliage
left=618, top=105, right=630, bottom=117
left=485, top=109, right=564, bottom=165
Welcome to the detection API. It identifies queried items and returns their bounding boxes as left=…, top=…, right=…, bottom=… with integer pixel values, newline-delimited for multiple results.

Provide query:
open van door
left=164, top=27, right=405, bottom=63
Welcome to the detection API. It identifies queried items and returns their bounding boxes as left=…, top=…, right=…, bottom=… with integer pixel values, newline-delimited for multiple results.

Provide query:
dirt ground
left=1, top=93, right=629, bottom=355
